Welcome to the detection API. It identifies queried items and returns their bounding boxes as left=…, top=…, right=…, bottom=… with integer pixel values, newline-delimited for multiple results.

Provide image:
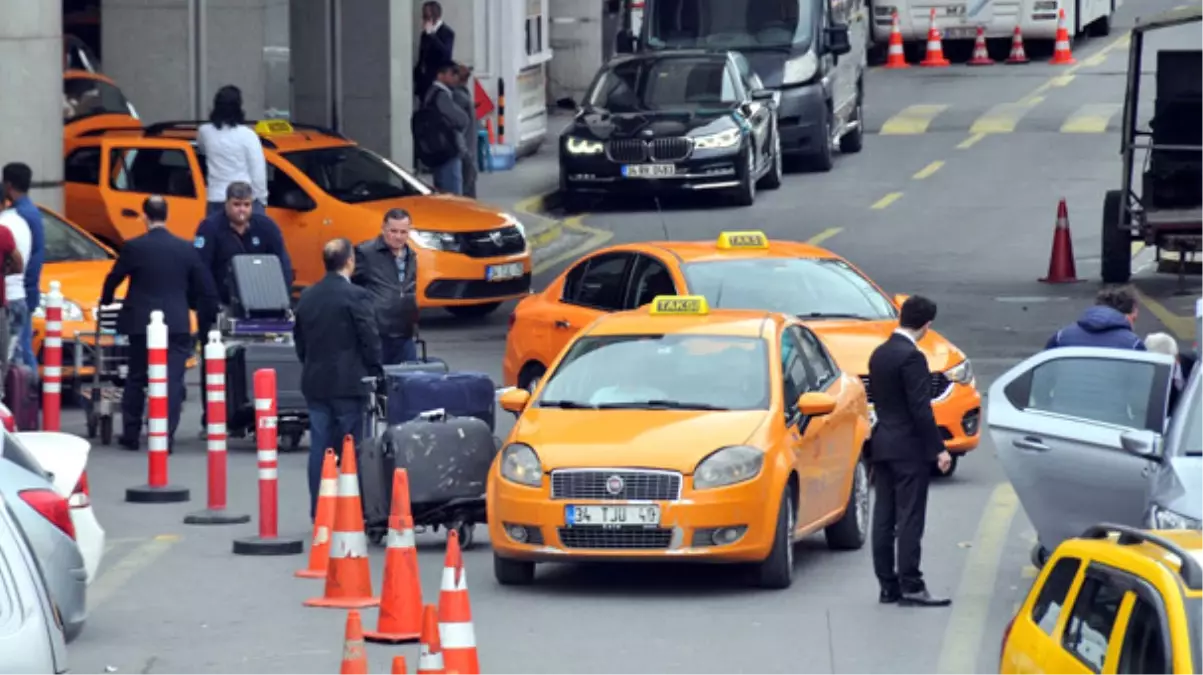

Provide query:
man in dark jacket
left=1046, top=285, right=1146, bottom=351
left=452, top=64, right=479, bottom=198
left=353, top=209, right=419, bottom=364
left=294, top=238, right=383, bottom=519
left=422, top=63, right=473, bottom=195
left=414, top=1, right=455, bottom=101
left=101, top=196, right=217, bottom=451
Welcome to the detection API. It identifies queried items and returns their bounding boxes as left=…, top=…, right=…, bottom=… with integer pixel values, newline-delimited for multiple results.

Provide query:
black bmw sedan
left=559, top=50, right=783, bottom=210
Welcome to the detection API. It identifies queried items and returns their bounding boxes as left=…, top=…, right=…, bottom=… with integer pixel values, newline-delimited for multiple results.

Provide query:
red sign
left=474, top=80, right=494, bottom=120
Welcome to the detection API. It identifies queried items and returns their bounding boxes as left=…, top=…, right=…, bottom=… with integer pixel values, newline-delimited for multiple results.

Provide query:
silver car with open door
left=987, top=347, right=1177, bottom=563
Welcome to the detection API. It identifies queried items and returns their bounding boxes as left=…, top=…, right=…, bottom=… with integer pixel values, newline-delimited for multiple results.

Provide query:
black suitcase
left=228, top=254, right=291, bottom=319
left=225, top=341, right=306, bottom=430
left=358, top=434, right=393, bottom=527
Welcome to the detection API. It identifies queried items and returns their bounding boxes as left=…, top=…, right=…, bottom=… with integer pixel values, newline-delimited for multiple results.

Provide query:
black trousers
left=122, top=333, right=192, bottom=442
left=871, top=459, right=931, bottom=593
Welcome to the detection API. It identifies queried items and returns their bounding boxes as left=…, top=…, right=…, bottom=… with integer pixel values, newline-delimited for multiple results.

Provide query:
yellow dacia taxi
left=487, top=295, right=872, bottom=589
left=63, top=120, right=530, bottom=317
left=1001, top=523, right=1202, bottom=674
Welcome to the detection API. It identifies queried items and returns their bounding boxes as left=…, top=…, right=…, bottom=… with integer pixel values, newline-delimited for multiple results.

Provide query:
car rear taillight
left=19, top=489, right=76, bottom=539
left=69, top=471, right=91, bottom=509
left=0, top=405, right=14, bottom=432
left=1000, top=614, right=1016, bottom=668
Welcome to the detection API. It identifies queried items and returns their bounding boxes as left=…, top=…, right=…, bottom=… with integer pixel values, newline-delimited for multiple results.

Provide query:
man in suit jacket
left=867, top=295, right=952, bottom=607
left=101, top=195, right=217, bottom=451
left=414, top=1, right=456, bottom=102
left=294, top=238, right=383, bottom=520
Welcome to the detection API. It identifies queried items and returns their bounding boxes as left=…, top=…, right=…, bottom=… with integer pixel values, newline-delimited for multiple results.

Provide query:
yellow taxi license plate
left=486, top=263, right=523, bottom=281
left=565, top=505, right=661, bottom=526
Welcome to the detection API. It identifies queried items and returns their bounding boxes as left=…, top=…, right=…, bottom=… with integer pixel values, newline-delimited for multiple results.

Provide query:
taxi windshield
left=63, top=76, right=133, bottom=122
left=587, top=58, right=739, bottom=112
left=537, top=334, right=770, bottom=411
left=281, top=146, right=428, bottom=204
left=39, top=208, right=111, bottom=263
left=682, top=258, right=897, bottom=320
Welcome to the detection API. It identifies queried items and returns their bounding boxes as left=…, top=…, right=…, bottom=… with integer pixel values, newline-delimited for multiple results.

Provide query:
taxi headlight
left=944, top=359, right=974, bottom=386
left=500, top=213, right=528, bottom=243
left=410, top=230, right=462, bottom=253
left=694, top=446, right=764, bottom=490
left=500, top=443, right=543, bottom=487
left=693, top=128, right=742, bottom=150
left=1148, top=504, right=1202, bottom=530
left=565, top=136, right=604, bottom=155
left=33, top=297, right=85, bottom=323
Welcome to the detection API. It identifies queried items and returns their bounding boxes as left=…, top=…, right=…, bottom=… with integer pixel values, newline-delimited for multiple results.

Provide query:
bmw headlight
left=694, top=446, right=764, bottom=489
left=410, top=230, right=462, bottom=252
left=565, top=137, right=604, bottom=155
left=944, top=359, right=974, bottom=385
left=1148, top=504, right=1202, bottom=530
left=500, top=443, right=543, bottom=487
left=33, top=297, right=85, bottom=322
left=693, top=128, right=742, bottom=150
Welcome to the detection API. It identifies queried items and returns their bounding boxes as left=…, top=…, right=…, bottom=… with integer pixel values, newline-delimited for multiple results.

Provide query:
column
left=0, top=1, right=64, bottom=210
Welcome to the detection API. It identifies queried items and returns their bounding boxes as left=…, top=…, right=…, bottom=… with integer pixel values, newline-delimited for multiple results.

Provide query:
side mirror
left=825, top=24, right=852, bottom=56
left=1120, top=429, right=1163, bottom=460
left=751, top=89, right=775, bottom=102
left=797, top=391, right=837, bottom=417
left=281, top=189, right=316, bottom=211
left=499, top=388, right=532, bottom=415
left=893, top=293, right=909, bottom=308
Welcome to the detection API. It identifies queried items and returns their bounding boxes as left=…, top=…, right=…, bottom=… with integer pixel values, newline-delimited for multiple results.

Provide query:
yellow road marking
left=806, top=227, right=842, bottom=247
left=957, top=133, right=987, bottom=150
left=1082, top=51, right=1109, bottom=67
left=1047, top=74, right=1076, bottom=88
left=1061, top=103, right=1122, bottom=133
left=1134, top=289, right=1197, bottom=341
left=912, top=161, right=945, bottom=180
left=532, top=216, right=613, bottom=275
left=871, top=192, right=903, bottom=210
left=971, top=97, right=1044, bottom=134
left=937, top=483, right=1020, bottom=674
left=1018, top=32, right=1131, bottom=101
left=880, top=104, right=948, bottom=135
left=89, top=534, right=179, bottom=612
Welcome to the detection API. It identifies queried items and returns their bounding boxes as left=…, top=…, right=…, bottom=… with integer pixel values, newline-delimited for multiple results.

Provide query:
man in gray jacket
left=423, top=63, right=471, bottom=195
left=452, top=64, right=480, bottom=198
left=352, top=208, right=420, bottom=363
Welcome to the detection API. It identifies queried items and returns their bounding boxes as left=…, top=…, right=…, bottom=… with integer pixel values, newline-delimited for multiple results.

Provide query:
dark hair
left=899, top=295, right=938, bottom=331
left=1096, top=284, right=1137, bottom=315
left=422, top=1, right=443, bottom=19
left=225, top=181, right=254, bottom=201
left=209, top=85, right=246, bottom=128
left=437, top=62, right=460, bottom=76
left=2, top=163, right=32, bottom=193
left=323, top=238, right=354, bottom=272
left=383, top=208, right=411, bottom=224
left=142, top=195, right=169, bottom=222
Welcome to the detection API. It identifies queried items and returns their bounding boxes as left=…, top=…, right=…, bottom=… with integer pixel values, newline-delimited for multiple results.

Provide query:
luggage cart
left=73, top=303, right=129, bottom=445
left=221, top=314, right=309, bottom=451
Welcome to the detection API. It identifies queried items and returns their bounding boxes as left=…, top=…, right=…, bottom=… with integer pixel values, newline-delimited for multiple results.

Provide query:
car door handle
left=1012, top=436, right=1050, bottom=452
left=120, top=208, right=138, bottom=218
left=554, top=320, right=571, bottom=330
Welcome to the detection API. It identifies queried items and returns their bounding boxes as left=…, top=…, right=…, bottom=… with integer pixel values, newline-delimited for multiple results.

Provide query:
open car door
left=98, top=136, right=206, bottom=244
left=987, top=347, right=1174, bottom=553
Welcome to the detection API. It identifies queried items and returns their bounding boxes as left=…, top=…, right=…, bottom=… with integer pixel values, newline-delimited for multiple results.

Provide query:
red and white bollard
left=233, top=368, right=302, bottom=555
left=125, top=311, right=189, bottom=503
left=185, top=331, right=249, bottom=525
left=41, top=280, right=63, bottom=431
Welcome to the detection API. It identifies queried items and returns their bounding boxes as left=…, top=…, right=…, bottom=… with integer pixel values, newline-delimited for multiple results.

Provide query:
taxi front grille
left=861, top=373, right=953, bottom=404
left=458, top=226, right=526, bottom=258
left=558, top=528, right=673, bottom=550
left=550, top=469, right=681, bottom=501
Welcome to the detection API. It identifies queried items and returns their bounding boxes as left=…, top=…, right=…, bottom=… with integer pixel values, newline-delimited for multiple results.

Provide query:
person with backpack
left=414, top=62, right=472, bottom=195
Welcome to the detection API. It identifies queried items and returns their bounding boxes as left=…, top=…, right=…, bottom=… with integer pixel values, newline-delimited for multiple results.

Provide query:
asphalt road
left=67, top=3, right=1201, bottom=673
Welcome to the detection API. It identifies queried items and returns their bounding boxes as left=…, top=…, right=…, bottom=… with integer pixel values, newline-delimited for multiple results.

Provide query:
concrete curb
left=513, top=190, right=565, bottom=250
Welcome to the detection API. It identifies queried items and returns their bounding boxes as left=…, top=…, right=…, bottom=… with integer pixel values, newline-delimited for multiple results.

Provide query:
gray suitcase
left=228, top=254, right=291, bottom=319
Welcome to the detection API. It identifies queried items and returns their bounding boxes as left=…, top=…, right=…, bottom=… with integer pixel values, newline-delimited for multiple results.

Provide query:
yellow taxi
left=487, top=295, right=871, bottom=589
left=62, top=69, right=142, bottom=153
left=62, top=119, right=531, bottom=317
left=1001, top=524, right=1201, bottom=674
left=502, top=231, right=982, bottom=474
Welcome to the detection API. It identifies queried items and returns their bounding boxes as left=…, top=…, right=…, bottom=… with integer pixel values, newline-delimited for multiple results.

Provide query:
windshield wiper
left=538, top=400, right=598, bottom=409
left=799, top=312, right=872, bottom=321
left=596, top=400, right=731, bottom=411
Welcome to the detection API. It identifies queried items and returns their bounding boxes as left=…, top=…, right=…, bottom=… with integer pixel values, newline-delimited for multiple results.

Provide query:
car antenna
left=654, top=196, right=671, bottom=241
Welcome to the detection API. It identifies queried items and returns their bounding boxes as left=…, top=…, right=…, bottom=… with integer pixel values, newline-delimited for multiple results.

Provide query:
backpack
left=412, top=92, right=459, bottom=167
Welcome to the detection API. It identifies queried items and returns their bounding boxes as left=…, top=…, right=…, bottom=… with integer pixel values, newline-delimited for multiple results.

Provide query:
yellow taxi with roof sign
left=503, top=229, right=982, bottom=475
left=488, top=295, right=872, bottom=588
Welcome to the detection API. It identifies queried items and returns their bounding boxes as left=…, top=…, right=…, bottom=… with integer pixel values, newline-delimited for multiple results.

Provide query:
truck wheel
left=494, top=554, right=535, bottom=585
left=808, top=107, right=835, bottom=173
left=1100, top=189, right=1132, bottom=283
left=755, top=489, right=795, bottom=589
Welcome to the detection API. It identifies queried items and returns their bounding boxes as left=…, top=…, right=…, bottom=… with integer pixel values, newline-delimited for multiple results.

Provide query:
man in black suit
left=414, top=1, right=456, bottom=102
left=294, top=238, right=383, bottom=519
left=101, top=196, right=217, bottom=451
left=867, top=295, right=952, bottom=607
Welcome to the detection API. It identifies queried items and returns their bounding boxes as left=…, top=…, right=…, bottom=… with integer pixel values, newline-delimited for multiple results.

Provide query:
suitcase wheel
left=99, top=415, right=114, bottom=446
left=451, top=521, right=475, bottom=550
left=283, top=431, right=304, bottom=452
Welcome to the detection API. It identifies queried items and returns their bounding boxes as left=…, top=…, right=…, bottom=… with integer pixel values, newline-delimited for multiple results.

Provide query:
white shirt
left=425, top=19, right=445, bottom=34
left=196, top=122, right=269, bottom=204
left=893, top=328, right=917, bottom=345
left=0, top=209, right=31, bottom=304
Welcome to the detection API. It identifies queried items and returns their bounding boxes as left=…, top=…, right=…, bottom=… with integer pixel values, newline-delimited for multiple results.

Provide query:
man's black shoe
left=117, top=436, right=140, bottom=451
left=899, top=589, right=952, bottom=607
left=879, top=588, right=901, bottom=604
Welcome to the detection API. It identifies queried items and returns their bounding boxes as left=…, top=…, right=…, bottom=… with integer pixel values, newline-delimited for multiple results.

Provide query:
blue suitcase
left=385, top=370, right=496, bottom=431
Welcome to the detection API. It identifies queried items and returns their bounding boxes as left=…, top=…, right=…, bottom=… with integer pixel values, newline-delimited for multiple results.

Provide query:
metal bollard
left=233, top=368, right=302, bottom=555
left=41, top=281, right=63, bottom=431
left=125, top=311, right=190, bottom=503
left=185, top=331, right=249, bottom=525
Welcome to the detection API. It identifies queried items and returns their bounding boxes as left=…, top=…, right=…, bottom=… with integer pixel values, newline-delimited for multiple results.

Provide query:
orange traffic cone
left=391, top=656, right=409, bottom=674
left=297, top=448, right=338, bottom=579
left=305, top=436, right=379, bottom=609
left=437, top=530, right=479, bottom=675
left=1040, top=198, right=1079, bottom=283
left=365, top=469, right=423, bottom=644
left=920, top=8, right=950, bottom=67
left=1005, top=24, right=1030, bottom=63
left=884, top=11, right=910, bottom=69
left=1050, top=8, right=1075, bottom=64
left=416, top=605, right=445, bottom=675
left=967, top=26, right=994, bottom=65
left=339, top=610, right=369, bottom=675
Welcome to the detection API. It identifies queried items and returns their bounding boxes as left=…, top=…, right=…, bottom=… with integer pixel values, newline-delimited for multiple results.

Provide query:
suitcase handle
left=416, top=338, right=428, bottom=362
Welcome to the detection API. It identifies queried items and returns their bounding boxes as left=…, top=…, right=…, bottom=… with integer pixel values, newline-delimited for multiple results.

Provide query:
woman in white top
left=0, top=209, right=31, bottom=365
left=196, top=85, right=269, bottom=215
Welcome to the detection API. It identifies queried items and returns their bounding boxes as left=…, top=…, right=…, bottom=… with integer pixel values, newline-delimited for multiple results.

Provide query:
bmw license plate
left=565, top=504, right=661, bottom=527
left=486, top=263, right=523, bottom=282
left=623, top=164, right=676, bottom=178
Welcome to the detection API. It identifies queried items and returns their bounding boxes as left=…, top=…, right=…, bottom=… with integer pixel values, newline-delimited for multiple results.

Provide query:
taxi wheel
left=494, top=554, right=536, bottom=586
left=756, top=489, right=795, bottom=589
left=518, top=364, right=546, bottom=392
left=446, top=302, right=502, bottom=319
left=825, top=459, right=869, bottom=550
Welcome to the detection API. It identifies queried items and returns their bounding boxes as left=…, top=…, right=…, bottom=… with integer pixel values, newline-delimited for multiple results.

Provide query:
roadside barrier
left=41, top=280, right=63, bottom=431
left=884, top=11, right=909, bottom=69
left=1006, top=25, right=1030, bottom=64
left=416, top=604, right=446, bottom=674
left=366, top=468, right=424, bottom=644
left=438, top=529, right=480, bottom=674
left=968, top=26, right=995, bottom=65
left=233, top=368, right=303, bottom=555
left=339, top=610, right=369, bottom=674
left=1040, top=198, right=1079, bottom=283
left=125, top=311, right=189, bottom=504
left=1050, top=8, right=1076, bottom=65
left=297, top=448, right=338, bottom=578
left=185, top=331, right=249, bottom=525
left=305, top=434, right=379, bottom=608
left=920, top=8, right=951, bottom=67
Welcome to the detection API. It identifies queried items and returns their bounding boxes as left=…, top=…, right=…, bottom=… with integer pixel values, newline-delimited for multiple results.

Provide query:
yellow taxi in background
left=488, top=296, right=871, bottom=589
left=62, top=69, right=142, bottom=153
left=502, top=231, right=982, bottom=475
left=63, top=120, right=530, bottom=317
left=1000, top=524, right=1201, bottom=674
